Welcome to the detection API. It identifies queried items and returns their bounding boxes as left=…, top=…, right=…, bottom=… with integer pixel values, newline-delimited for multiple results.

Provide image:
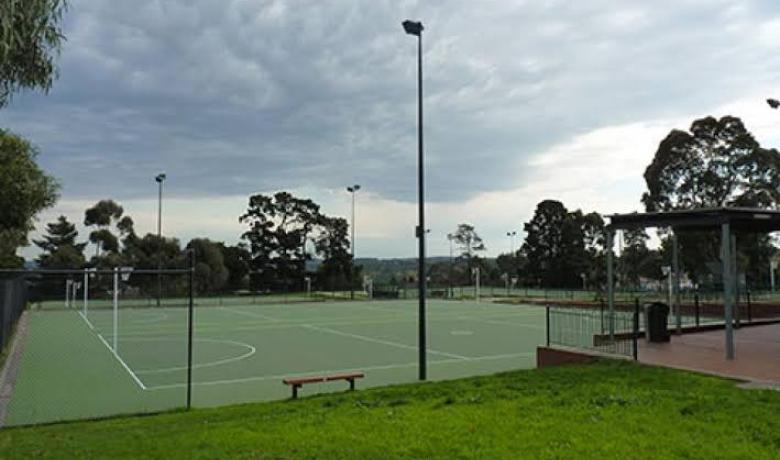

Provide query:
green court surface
left=4, top=299, right=546, bottom=426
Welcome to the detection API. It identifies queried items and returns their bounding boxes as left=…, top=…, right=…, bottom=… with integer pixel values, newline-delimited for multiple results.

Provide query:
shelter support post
left=672, top=232, right=681, bottom=334
left=731, top=235, right=739, bottom=328
left=721, top=222, right=735, bottom=360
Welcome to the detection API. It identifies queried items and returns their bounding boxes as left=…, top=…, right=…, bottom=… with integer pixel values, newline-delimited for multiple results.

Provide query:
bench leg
left=292, top=384, right=300, bottom=399
left=348, top=378, right=355, bottom=391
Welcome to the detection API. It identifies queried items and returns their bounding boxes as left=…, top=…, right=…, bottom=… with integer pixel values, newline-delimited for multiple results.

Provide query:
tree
left=83, top=199, right=125, bottom=261
left=522, top=200, right=569, bottom=287
left=617, top=227, right=652, bottom=288
left=314, top=216, right=354, bottom=290
left=33, top=215, right=85, bottom=268
left=521, top=200, right=601, bottom=289
left=240, top=192, right=322, bottom=291
left=641, top=116, right=780, bottom=287
left=452, top=223, right=485, bottom=259
left=219, top=243, right=251, bottom=292
left=0, top=0, right=68, bottom=107
left=0, top=129, right=58, bottom=267
left=186, top=239, right=228, bottom=295
left=642, top=116, right=780, bottom=211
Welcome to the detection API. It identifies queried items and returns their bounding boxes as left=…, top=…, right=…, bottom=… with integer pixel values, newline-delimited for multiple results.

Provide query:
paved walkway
left=638, top=323, right=780, bottom=385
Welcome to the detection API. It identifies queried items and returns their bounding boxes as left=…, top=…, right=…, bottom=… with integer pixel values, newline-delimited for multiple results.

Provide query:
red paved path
left=638, top=323, right=780, bottom=384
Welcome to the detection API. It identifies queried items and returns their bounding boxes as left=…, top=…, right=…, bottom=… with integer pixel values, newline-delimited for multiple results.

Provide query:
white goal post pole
left=71, top=281, right=78, bottom=308
left=64, top=279, right=70, bottom=308
left=113, top=267, right=119, bottom=353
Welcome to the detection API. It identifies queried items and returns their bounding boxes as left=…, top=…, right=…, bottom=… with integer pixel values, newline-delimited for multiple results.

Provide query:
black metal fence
left=0, top=277, right=27, bottom=355
left=546, top=302, right=639, bottom=359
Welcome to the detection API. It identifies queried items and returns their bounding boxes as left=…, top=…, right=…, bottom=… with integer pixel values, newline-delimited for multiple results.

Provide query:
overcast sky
left=4, top=0, right=780, bottom=260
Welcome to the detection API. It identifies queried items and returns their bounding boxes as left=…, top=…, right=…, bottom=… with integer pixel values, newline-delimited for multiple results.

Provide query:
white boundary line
left=77, top=310, right=95, bottom=330
left=302, top=324, right=470, bottom=360
left=95, top=333, right=147, bottom=390
left=74, top=298, right=143, bottom=389
left=145, top=352, right=535, bottom=390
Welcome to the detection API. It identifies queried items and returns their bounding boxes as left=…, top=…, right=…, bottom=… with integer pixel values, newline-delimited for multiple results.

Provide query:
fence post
left=187, top=251, right=195, bottom=410
left=633, top=297, right=639, bottom=361
left=694, top=293, right=700, bottom=328
left=545, top=305, right=550, bottom=347
left=747, top=290, right=752, bottom=323
left=600, top=299, right=605, bottom=335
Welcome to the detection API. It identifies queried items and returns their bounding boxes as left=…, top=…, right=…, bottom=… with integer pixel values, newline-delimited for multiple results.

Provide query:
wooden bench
left=283, top=372, right=365, bottom=399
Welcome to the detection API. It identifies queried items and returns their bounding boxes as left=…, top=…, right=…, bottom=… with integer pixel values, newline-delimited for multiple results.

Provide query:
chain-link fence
left=0, top=277, right=27, bottom=356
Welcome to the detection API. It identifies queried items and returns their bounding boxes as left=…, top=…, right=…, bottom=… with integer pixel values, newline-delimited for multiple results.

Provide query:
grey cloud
left=1, top=0, right=779, bottom=203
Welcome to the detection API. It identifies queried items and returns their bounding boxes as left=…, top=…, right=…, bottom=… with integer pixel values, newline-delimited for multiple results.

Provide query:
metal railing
left=545, top=301, right=639, bottom=360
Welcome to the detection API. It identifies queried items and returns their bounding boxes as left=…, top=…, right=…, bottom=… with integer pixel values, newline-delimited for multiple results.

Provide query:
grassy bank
left=1, top=361, right=778, bottom=459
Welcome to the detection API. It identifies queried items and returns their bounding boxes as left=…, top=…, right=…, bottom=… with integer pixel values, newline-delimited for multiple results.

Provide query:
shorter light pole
left=155, top=173, right=166, bottom=307
left=506, top=231, right=517, bottom=254
left=347, top=184, right=361, bottom=300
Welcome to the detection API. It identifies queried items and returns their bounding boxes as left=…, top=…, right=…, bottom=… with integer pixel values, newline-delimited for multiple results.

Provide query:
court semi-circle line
left=124, top=337, right=257, bottom=374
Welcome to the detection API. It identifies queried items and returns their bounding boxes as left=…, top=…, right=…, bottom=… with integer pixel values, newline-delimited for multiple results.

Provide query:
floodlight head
left=155, top=173, right=167, bottom=183
left=768, top=98, right=780, bottom=109
left=402, top=20, right=423, bottom=36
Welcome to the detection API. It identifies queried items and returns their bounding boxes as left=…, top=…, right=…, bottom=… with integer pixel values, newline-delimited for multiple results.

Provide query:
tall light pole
left=347, top=184, right=361, bottom=299
left=155, top=173, right=166, bottom=307
left=403, top=19, right=426, bottom=381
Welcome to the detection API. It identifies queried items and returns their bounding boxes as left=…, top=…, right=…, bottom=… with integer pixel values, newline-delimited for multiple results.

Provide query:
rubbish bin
left=644, top=302, right=670, bottom=343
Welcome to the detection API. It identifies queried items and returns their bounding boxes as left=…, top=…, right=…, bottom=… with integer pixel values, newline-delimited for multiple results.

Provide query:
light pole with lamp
left=347, top=185, right=361, bottom=299
left=403, top=19, right=426, bottom=380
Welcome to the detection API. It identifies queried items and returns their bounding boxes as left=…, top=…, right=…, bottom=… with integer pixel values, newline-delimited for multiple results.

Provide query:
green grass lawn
left=1, top=360, right=778, bottom=459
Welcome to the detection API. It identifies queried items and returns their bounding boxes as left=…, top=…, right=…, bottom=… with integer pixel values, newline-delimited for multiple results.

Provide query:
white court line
left=145, top=351, right=535, bottom=390
left=302, top=324, right=469, bottom=360
left=77, top=310, right=94, bottom=330
left=113, top=309, right=545, bottom=337
left=134, top=338, right=257, bottom=374
left=127, top=311, right=169, bottom=325
left=220, top=306, right=281, bottom=322
left=463, top=316, right=546, bottom=330
left=95, top=333, right=147, bottom=390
